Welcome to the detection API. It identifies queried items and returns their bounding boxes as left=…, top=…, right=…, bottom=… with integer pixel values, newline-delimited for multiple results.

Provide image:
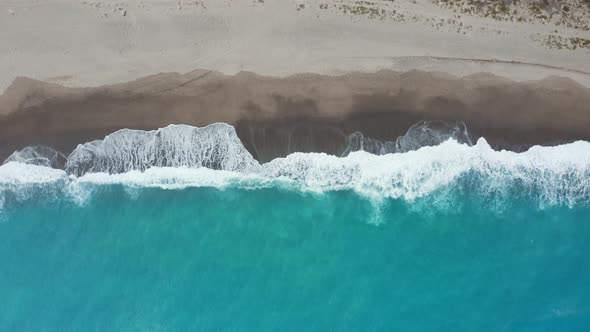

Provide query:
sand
left=1, top=0, right=590, bottom=161
left=1, top=0, right=589, bottom=91
left=1, top=70, right=589, bottom=161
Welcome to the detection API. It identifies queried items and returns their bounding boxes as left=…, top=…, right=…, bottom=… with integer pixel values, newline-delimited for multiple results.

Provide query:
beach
left=2, top=2, right=590, bottom=331
left=1, top=70, right=590, bottom=162
left=1, top=0, right=589, bottom=91
left=2, top=0, right=590, bottom=162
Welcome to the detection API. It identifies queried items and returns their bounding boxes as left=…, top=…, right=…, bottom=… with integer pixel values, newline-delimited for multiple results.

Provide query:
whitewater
left=1, top=123, right=590, bottom=331
left=1, top=123, right=589, bottom=211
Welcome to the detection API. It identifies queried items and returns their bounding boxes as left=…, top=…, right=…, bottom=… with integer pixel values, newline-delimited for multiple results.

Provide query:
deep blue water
left=1, top=185, right=590, bottom=331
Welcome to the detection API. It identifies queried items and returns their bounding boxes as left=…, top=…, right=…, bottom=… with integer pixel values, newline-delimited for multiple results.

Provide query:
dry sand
left=1, top=0, right=589, bottom=90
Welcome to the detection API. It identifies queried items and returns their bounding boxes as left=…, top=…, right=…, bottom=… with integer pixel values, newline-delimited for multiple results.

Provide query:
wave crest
left=1, top=136, right=589, bottom=210
left=3, top=145, right=67, bottom=169
left=1, top=123, right=590, bottom=210
left=65, top=123, right=261, bottom=176
left=342, top=120, right=472, bottom=156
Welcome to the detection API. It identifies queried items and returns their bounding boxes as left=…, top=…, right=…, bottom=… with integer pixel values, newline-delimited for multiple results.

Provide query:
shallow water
left=2, top=130, right=590, bottom=331
left=1, top=185, right=590, bottom=331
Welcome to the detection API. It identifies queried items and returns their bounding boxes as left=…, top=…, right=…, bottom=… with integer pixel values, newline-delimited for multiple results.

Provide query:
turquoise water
left=2, top=136, right=590, bottom=331
left=1, top=184, right=590, bottom=331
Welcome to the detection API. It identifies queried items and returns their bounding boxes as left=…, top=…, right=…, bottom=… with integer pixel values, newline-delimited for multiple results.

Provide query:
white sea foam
left=3, top=145, right=67, bottom=169
left=65, top=123, right=261, bottom=176
left=0, top=162, right=69, bottom=209
left=1, top=128, right=590, bottom=209
left=342, top=120, right=472, bottom=156
left=0, top=162, right=66, bottom=184
left=77, top=167, right=270, bottom=190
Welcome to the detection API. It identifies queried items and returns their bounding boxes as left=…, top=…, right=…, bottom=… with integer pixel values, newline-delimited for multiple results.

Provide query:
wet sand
left=1, top=70, right=590, bottom=162
left=2, top=1, right=589, bottom=163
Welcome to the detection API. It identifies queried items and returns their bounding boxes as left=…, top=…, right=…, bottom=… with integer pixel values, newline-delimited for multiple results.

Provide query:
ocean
left=1, top=127, right=590, bottom=331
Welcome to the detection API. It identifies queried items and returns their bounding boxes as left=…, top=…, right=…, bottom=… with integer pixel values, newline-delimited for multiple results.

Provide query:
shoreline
left=1, top=69, right=589, bottom=162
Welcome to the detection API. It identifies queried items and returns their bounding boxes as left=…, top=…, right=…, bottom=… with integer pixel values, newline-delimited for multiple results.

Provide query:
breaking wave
left=342, top=120, right=471, bottom=155
left=3, top=145, right=67, bottom=169
left=1, top=122, right=590, bottom=211
left=65, top=123, right=261, bottom=176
